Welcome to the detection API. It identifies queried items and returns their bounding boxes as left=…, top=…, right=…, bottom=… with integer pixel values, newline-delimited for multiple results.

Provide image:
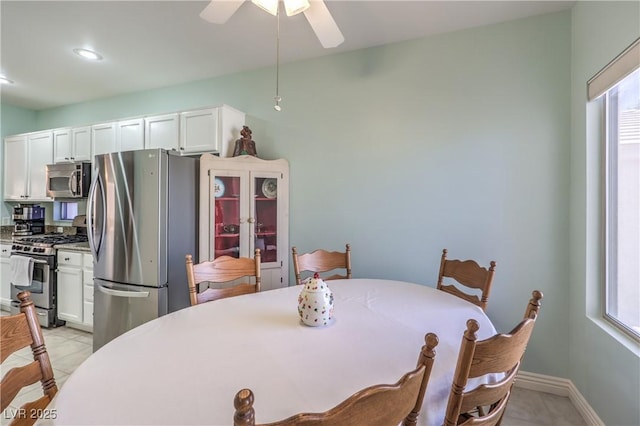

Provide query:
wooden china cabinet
left=199, top=153, right=289, bottom=291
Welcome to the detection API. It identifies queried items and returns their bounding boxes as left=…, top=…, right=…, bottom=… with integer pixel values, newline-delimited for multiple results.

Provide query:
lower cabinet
left=0, top=244, right=12, bottom=309
left=57, top=250, right=93, bottom=329
left=82, top=254, right=94, bottom=326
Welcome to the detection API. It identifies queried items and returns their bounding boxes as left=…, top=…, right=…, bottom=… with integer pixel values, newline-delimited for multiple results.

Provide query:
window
left=54, top=201, right=79, bottom=221
left=588, top=38, right=640, bottom=340
left=604, top=68, right=640, bottom=339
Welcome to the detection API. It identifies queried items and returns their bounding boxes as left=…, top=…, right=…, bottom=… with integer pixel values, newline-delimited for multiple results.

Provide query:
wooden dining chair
left=1, top=291, right=58, bottom=426
left=185, top=249, right=261, bottom=306
left=233, top=332, right=438, bottom=426
left=437, top=249, right=497, bottom=311
left=443, top=290, right=543, bottom=426
left=292, top=244, right=352, bottom=285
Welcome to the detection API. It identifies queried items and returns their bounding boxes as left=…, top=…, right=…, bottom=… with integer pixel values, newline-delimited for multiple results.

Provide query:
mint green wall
left=0, top=103, right=37, bottom=220
left=31, top=12, right=574, bottom=380
left=1, top=103, right=37, bottom=136
left=570, top=2, right=640, bottom=425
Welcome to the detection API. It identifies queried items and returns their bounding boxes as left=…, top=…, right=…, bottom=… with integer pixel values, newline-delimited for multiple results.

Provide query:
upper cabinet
left=180, top=109, right=217, bottom=154
left=180, top=105, right=245, bottom=156
left=4, top=135, right=28, bottom=200
left=3, top=104, right=245, bottom=200
left=92, top=119, right=145, bottom=158
left=117, top=118, right=144, bottom=152
left=4, top=131, right=53, bottom=201
left=144, top=113, right=179, bottom=151
left=147, top=105, right=245, bottom=155
left=53, top=126, right=91, bottom=163
left=92, top=122, right=117, bottom=157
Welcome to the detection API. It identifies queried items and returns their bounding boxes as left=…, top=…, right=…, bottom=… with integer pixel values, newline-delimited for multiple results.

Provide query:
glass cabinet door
left=251, top=172, right=280, bottom=265
left=210, top=172, right=244, bottom=259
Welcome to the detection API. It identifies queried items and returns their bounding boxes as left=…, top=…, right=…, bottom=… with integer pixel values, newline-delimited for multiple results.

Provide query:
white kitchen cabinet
left=57, top=250, right=84, bottom=324
left=82, top=253, right=93, bottom=327
left=53, top=128, right=71, bottom=163
left=92, top=119, right=144, bottom=158
left=57, top=250, right=93, bottom=329
left=0, top=244, right=12, bottom=309
left=199, top=154, right=289, bottom=291
left=92, top=122, right=117, bottom=157
left=117, top=118, right=144, bottom=152
left=4, top=105, right=245, bottom=198
left=179, top=105, right=245, bottom=156
left=145, top=113, right=179, bottom=151
left=3, top=135, right=28, bottom=200
left=3, top=131, right=53, bottom=201
left=28, top=131, right=54, bottom=200
left=53, top=126, right=91, bottom=163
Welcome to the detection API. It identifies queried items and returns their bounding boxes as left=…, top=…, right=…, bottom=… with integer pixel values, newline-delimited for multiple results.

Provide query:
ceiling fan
left=199, top=0, right=344, bottom=48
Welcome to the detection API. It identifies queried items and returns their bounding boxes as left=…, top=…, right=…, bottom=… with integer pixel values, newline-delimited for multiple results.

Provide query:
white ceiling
left=0, top=0, right=574, bottom=111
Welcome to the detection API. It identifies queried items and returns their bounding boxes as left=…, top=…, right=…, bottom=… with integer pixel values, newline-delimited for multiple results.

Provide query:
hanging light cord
left=274, top=5, right=282, bottom=111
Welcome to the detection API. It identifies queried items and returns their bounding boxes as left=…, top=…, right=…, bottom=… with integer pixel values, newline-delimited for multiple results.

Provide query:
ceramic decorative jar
left=298, top=273, right=334, bottom=326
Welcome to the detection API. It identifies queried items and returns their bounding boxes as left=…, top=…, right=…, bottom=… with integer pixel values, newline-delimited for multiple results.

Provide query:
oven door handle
left=10, top=257, right=49, bottom=265
left=97, top=285, right=150, bottom=299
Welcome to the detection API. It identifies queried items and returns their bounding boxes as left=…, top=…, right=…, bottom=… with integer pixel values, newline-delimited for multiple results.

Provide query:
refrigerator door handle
left=97, top=284, right=150, bottom=299
left=87, top=172, right=106, bottom=260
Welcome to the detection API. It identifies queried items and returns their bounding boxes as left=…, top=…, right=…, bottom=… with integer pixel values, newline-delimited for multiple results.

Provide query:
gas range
left=12, top=234, right=89, bottom=256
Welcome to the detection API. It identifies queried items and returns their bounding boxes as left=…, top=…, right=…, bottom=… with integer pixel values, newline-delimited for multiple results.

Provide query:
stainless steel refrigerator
left=88, top=149, right=198, bottom=351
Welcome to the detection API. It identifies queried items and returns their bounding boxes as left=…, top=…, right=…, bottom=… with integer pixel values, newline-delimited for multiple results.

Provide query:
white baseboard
left=516, top=371, right=604, bottom=426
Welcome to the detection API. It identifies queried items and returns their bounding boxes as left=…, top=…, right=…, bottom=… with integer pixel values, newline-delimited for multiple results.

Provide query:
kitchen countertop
left=0, top=227, right=13, bottom=244
left=55, top=242, right=91, bottom=253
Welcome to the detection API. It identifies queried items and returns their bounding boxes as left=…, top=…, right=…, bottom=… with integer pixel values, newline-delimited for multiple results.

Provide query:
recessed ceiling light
left=73, top=48, right=103, bottom=61
left=0, top=76, right=14, bottom=85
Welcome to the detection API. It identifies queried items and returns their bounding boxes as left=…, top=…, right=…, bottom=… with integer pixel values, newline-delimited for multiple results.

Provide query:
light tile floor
left=1, top=318, right=92, bottom=425
left=502, top=387, right=587, bottom=425
left=1, top=314, right=587, bottom=425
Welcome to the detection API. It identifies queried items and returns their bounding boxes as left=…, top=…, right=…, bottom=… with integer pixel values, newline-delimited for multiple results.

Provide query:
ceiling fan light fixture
left=284, top=0, right=310, bottom=16
left=251, top=0, right=278, bottom=16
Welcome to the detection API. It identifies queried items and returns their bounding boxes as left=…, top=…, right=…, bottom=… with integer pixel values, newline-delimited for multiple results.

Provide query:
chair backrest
left=443, top=290, right=543, bottom=426
left=292, top=244, right=352, bottom=285
left=437, top=249, right=496, bottom=311
left=185, top=249, right=261, bottom=306
left=233, top=333, right=439, bottom=426
left=1, top=291, right=58, bottom=426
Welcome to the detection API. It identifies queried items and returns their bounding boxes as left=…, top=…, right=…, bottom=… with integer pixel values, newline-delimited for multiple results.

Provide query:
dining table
left=49, top=278, right=499, bottom=426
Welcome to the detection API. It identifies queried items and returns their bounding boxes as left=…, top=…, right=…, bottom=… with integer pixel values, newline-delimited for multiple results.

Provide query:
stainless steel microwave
left=46, top=162, right=91, bottom=198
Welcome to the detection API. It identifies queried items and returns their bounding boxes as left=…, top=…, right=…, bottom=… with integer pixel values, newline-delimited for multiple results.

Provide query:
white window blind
left=587, top=37, right=640, bottom=101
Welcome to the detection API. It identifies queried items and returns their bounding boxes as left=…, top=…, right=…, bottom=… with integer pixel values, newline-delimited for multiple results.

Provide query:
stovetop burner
left=19, top=233, right=89, bottom=246
left=13, top=233, right=89, bottom=256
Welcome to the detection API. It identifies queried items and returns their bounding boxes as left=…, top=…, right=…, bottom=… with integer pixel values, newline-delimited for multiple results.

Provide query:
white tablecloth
left=51, top=279, right=497, bottom=426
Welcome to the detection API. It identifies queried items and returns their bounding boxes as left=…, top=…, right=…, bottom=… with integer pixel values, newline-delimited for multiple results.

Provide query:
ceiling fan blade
left=200, top=0, right=245, bottom=24
left=303, top=0, right=344, bottom=48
